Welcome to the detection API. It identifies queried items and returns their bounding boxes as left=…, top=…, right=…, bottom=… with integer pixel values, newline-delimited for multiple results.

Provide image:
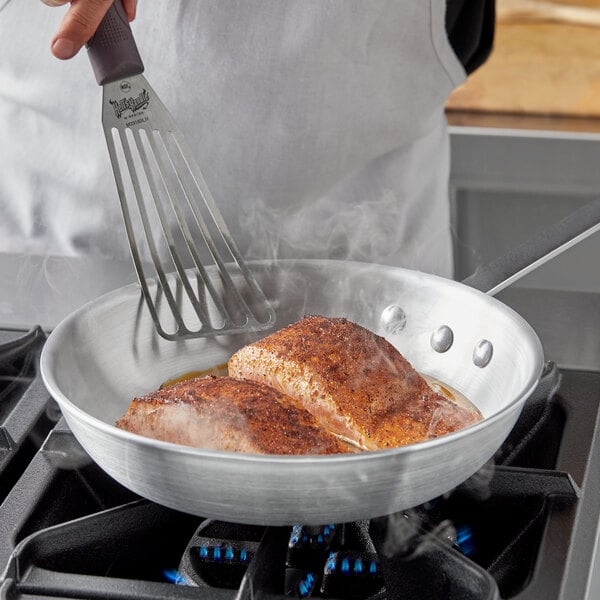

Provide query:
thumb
left=51, top=0, right=116, bottom=60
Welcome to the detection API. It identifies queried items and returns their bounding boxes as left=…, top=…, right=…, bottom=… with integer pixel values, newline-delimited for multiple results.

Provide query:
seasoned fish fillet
left=116, top=375, right=352, bottom=455
left=228, top=316, right=482, bottom=450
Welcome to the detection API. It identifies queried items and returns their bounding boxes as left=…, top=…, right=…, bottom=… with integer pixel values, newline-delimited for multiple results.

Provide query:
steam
left=459, top=460, right=495, bottom=502
left=375, top=460, right=495, bottom=559
left=241, top=190, right=398, bottom=261
left=378, top=512, right=422, bottom=558
left=238, top=189, right=453, bottom=277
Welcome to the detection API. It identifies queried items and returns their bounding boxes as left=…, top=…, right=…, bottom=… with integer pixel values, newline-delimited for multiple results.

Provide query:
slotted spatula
left=86, top=0, right=275, bottom=340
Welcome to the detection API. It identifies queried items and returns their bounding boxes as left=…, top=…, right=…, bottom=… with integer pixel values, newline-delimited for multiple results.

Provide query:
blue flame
left=325, top=551, right=336, bottom=573
left=456, top=524, right=475, bottom=556
left=354, top=558, right=364, bottom=574
left=341, top=558, right=350, bottom=574
left=298, top=572, right=316, bottom=598
left=163, top=569, right=189, bottom=585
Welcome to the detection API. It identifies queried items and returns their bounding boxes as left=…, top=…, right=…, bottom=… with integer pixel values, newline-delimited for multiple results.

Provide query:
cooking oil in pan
left=160, top=363, right=228, bottom=388
left=422, top=374, right=480, bottom=415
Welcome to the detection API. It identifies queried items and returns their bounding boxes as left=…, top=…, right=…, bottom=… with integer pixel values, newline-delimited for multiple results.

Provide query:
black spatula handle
left=86, top=0, right=144, bottom=85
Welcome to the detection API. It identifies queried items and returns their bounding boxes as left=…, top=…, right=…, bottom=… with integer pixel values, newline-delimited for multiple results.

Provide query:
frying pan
left=40, top=200, right=600, bottom=525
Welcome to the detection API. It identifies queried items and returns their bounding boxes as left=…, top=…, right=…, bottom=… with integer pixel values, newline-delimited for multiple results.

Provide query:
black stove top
left=0, top=328, right=599, bottom=600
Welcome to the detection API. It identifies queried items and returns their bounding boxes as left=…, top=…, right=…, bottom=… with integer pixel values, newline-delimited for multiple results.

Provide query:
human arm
left=446, top=0, right=495, bottom=74
left=41, top=0, right=137, bottom=59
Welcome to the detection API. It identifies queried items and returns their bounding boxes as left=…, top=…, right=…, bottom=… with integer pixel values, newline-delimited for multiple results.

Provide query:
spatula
left=86, top=0, right=275, bottom=340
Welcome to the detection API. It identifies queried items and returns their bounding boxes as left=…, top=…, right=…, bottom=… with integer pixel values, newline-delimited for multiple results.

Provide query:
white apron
left=0, top=0, right=465, bottom=276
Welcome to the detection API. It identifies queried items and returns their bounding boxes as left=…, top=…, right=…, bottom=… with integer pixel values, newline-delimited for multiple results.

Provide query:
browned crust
left=228, top=316, right=482, bottom=449
left=116, top=375, right=353, bottom=455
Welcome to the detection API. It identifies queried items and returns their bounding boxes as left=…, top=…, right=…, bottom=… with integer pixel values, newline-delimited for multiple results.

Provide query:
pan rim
left=39, top=258, right=546, bottom=464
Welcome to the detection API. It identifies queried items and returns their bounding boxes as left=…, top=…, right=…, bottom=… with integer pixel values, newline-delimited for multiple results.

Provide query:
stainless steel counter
left=498, top=287, right=600, bottom=373
left=0, top=252, right=138, bottom=332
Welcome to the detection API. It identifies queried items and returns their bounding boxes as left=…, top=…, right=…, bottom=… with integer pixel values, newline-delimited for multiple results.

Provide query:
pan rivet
left=431, top=325, right=454, bottom=353
left=380, top=305, right=406, bottom=334
left=473, top=340, right=493, bottom=368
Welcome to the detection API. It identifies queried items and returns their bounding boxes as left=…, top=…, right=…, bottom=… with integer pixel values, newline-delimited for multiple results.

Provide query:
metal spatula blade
left=86, top=1, right=275, bottom=340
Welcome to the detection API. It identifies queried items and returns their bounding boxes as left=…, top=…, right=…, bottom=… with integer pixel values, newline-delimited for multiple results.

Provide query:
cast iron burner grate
left=0, top=328, right=60, bottom=504
left=0, top=353, right=598, bottom=600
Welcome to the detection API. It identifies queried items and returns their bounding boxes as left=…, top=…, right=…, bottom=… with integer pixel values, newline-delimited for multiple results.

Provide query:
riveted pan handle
left=461, top=198, right=600, bottom=296
left=86, top=0, right=144, bottom=85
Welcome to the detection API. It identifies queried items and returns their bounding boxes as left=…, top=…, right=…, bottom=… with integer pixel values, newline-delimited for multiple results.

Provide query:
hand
left=41, top=0, right=137, bottom=60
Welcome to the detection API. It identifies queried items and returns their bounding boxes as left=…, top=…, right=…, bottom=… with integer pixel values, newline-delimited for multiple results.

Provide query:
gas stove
left=0, top=322, right=598, bottom=599
left=0, top=252, right=599, bottom=599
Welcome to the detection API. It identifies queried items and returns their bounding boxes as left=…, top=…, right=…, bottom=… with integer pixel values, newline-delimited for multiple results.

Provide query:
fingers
left=122, top=0, right=137, bottom=21
left=50, top=0, right=113, bottom=59
left=46, top=0, right=137, bottom=60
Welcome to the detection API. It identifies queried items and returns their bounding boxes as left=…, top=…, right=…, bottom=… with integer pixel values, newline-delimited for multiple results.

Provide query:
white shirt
left=0, top=0, right=465, bottom=276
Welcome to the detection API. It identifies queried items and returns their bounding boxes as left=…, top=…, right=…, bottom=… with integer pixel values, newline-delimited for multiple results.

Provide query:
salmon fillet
left=228, top=316, right=482, bottom=450
left=116, top=375, right=352, bottom=455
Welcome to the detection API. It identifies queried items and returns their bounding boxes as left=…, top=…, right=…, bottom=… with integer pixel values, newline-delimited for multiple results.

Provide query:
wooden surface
left=446, top=0, right=600, bottom=120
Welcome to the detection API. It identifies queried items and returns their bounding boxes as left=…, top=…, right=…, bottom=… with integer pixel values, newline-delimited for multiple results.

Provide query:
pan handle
left=461, top=198, right=600, bottom=296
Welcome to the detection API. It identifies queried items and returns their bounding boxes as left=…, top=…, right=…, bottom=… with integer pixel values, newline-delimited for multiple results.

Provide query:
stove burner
left=0, top=327, right=60, bottom=504
left=0, top=344, right=598, bottom=600
left=178, top=520, right=263, bottom=589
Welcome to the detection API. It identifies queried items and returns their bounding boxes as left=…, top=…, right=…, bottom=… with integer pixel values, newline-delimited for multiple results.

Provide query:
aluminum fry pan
left=40, top=257, right=544, bottom=525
